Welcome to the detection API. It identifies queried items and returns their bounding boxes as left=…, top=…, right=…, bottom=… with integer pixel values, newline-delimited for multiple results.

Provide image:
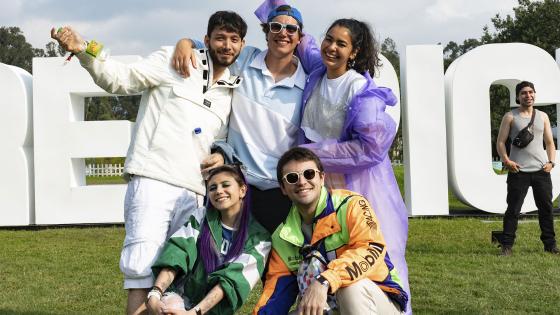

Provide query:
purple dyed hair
left=198, top=165, right=251, bottom=273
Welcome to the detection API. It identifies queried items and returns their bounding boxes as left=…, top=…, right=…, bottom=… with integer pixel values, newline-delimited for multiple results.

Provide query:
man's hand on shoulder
left=172, top=39, right=197, bottom=78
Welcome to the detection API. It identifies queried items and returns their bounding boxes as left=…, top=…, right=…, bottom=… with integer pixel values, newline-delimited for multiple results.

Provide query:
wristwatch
left=549, top=161, right=555, bottom=168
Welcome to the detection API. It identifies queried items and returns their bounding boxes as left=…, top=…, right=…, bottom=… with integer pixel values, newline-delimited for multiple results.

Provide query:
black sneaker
left=500, top=246, right=513, bottom=256
left=545, top=247, right=560, bottom=255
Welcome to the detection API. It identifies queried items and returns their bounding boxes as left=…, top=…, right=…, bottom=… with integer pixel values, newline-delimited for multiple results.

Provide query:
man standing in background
left=496, top=81, right=558, bottom=256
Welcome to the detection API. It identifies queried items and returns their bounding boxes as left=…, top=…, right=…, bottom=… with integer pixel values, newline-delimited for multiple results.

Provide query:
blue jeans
left=503, top=170, right=556, bottom=248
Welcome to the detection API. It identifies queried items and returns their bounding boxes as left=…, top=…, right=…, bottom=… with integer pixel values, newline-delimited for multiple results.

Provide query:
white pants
left=337, top=279, right=403, bottom=315
left=120, top=176, right=201, bottom=289
left=290, top=279, right=403, bottom=315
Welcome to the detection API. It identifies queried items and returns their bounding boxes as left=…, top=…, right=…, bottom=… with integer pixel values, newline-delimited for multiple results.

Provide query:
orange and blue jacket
left=253, top=188, right=408, bottom=314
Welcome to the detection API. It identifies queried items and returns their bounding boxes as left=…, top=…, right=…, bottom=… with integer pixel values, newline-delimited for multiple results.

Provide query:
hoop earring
left=348, top=59, right=355, bottom=68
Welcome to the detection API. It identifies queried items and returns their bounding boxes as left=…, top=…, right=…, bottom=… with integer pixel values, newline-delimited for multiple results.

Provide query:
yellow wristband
left=85, top=40, right=104, bottom=58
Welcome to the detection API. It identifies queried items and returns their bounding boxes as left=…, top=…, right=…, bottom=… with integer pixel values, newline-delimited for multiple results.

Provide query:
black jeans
left=503, top=170, right=556, bottom=248
left=250, top=185, right=292, bottom=234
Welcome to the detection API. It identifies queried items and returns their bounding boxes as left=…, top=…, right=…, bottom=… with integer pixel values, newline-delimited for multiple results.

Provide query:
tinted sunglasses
left=268, top=22, right=300, bottom=35
left=282, top=169, right=321, bottom=184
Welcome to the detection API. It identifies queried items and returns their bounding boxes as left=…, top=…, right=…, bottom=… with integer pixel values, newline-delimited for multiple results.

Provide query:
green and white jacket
left=152, top=206, right=271, bottom=315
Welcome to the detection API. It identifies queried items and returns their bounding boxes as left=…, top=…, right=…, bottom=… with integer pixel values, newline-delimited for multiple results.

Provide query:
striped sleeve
left=152, top=207, right=206, bottom=276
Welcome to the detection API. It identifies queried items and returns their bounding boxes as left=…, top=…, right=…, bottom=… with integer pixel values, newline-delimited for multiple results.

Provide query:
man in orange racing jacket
left=253, top=147, right=407, bottom=314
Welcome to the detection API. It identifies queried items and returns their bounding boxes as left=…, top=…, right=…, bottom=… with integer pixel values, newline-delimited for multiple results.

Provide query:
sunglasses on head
left=282, top=169, right=321, bottom=184
left=268, top=21, right=300, bottom=35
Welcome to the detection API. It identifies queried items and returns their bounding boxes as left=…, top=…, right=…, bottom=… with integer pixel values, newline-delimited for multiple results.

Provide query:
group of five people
left=51, top=1, right=410, bottom=314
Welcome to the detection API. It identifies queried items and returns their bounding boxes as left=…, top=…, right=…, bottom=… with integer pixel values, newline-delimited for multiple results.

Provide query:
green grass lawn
left=86, top=176, right=127, bottom=185
left=1, top=219, right=559, bottom=314
left=31, top=170, right=553, bottom=314
left=407, top=218, right=560, bottom=315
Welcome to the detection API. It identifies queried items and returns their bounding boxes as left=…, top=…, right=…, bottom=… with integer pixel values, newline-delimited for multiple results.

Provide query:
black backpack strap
left=528, top=109, right=536, bottom=128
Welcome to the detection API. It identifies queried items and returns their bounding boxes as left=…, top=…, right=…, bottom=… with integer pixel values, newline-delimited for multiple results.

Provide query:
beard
left=208, top=45, right=238, bottom=68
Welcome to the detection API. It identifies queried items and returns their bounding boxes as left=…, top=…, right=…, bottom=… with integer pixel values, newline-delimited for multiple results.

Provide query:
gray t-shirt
left=301, top=221, right=313, bottom=242
left=509, top=108, right=548, bottom=172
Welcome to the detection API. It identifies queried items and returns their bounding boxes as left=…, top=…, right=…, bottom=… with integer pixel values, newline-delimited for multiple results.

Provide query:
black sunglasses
left=268, top=21, right=300, bottom=35
left=282, top=169, right=321, bottom=185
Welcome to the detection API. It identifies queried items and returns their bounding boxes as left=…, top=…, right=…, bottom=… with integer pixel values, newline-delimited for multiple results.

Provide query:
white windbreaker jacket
left=77, top=47, right=241, bottom=195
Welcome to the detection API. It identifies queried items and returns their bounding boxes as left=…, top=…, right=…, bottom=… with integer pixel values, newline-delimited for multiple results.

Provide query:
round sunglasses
left=268, top=22, right=300, bottom=35
left=282, top=169, right=321, bottom=184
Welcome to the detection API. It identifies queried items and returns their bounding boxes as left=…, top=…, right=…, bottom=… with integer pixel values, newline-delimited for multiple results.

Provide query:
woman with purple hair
left=146, top=165, right=271, bottom=315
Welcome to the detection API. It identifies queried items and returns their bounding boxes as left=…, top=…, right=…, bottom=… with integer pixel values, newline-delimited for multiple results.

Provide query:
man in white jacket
left=51, top=11, right=246, bottom=315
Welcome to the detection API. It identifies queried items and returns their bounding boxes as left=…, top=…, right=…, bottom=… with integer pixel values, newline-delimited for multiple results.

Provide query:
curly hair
left=326, top=18, right=381, bottom=77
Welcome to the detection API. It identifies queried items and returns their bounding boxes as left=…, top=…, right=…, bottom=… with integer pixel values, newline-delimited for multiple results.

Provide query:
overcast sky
left=2, top=0, right=518, bottom=56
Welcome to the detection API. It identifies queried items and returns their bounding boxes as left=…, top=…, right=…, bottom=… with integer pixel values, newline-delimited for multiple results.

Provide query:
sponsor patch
left=344, top=242, right=384, bottom=280
left=358, top=199, right=377, bottom=230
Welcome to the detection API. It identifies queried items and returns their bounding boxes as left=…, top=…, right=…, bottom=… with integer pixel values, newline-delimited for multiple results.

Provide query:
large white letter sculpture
left=401, top=45, right=449, bottom=215
left=377, top=54, right=401, bottom=130
left=445, top=43, right=560, bottom=213
left=5, top=42, right=560, bottom=226
left=0, top=64, right=34, bottom=225
left=33, top=56, right=136, bottom=224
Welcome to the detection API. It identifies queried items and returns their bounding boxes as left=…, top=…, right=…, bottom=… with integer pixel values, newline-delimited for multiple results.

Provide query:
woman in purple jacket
left=286, top=16, right=411, bottom=312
